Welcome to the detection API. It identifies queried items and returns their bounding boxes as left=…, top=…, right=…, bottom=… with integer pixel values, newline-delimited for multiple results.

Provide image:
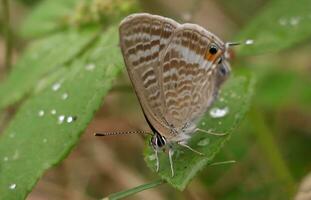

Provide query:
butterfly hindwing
left=159, top=24, right=225, bottom=132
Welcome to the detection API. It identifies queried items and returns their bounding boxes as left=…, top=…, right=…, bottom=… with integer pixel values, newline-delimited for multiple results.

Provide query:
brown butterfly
left=96, top=13, right=239, bottom=176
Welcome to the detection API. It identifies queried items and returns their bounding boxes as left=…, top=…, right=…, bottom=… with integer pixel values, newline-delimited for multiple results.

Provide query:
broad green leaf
left=144, top=72, right=255, bottom=190
left=236, top=0, right=311, bottom=55
left=0, top=29, right=98, bottom=110
left=0, top=27, right=123, bottom=199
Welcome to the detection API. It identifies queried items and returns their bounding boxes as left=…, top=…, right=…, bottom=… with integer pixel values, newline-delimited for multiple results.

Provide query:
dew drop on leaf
left=38, top=110, right=45, bottom=117
left=85, top=63, right=96, bottom=71
left=51, top=82, right=61, bottom=91
left=58, top=115, right=65, bottom=124
left=209, top=107, right=229, bottom=118
left=245, top=39, right=254, bottom=45
left=66, top=116, right=74, bottom=123
left=61, top=93, right=68, bottom=100
left=9, top=184, right=16, bottom=190
left=50, top=109, right=56, bottom=115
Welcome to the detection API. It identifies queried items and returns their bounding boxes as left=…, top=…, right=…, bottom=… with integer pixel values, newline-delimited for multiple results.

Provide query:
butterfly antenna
left=94, top=130, right=151, bottom=137
left=225, top=41, right=241, bottom=49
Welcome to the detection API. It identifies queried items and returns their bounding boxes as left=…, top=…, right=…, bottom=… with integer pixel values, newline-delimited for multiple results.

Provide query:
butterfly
left=97, top=13, right=238, bottom=177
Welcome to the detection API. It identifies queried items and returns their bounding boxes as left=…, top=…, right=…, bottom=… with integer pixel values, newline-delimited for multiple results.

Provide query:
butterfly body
left=119, top=13, right=231, bottom=176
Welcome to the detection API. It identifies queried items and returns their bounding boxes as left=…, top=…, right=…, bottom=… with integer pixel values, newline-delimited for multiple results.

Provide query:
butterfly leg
left=195, top=128, right=227, bottom=136
left=168, top=148, right=174, bottom=177
left=178, top=141, right=204, bottom=155
left=153, top=148, right=160, bottom=172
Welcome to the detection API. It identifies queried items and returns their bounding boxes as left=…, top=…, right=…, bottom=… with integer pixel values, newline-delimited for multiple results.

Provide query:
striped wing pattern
left=119, top=13, right=225, bottom=140
left=160, top=24, right=224, bottom=132
left=119, top=13, right=179, bottom=134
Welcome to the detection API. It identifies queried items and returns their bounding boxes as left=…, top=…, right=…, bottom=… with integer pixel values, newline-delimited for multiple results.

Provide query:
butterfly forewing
left=159, top=24, right=225, bottom=134
left=119, top=13, right=179, bottom=135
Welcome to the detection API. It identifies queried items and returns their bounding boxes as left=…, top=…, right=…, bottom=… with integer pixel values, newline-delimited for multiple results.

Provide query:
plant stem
left=249, top=106, right=296, bottom=197
left=2, top=0, right=12, bottom=72
left=102, top=179, right=165, bottom=200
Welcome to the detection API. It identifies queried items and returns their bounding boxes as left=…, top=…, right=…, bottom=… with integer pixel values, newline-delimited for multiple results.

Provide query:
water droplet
left=38, top=110, right=45, bottom=117
left=290, top=16, right=300, bottom=26
left=201, top=121, right=206, bottom=126
left=58, top=115, right=65, bottom=124
left=209, top=107, right=229, bottom=118
left=4, top=156, right=8, bottom=161
left=245, top=39, right=254, bottom=45
left=85, top=63, right=96, bottom=71
left=148, top=154, right=156, bottom=161
left=52, top=82, right=61, bottom=91
left=66, top=116, right=74, bottom=123
left=61, top=93, right=68, bottom=100
left=9, top=183, right=16, bottom=190
left=43, top=138, right=48, bottom=143
left=197, top=138, right=210, bottom=146
left=50, top=109, right=56, bottom=115
left=278, top=18, right=288, bottom=26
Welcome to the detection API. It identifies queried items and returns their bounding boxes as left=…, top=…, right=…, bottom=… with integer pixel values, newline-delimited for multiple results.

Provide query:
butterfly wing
left=159, top=24, right=226, bottom=136
left=119, top=13, right=179, bottom=134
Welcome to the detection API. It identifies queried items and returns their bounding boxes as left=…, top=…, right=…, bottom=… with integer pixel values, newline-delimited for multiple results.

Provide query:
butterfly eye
left=209, top=44, right=218, bottom=55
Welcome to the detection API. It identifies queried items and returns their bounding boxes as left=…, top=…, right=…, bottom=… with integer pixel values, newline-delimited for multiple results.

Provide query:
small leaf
left=0, top=27, right=123, bottom=199
left=236, top=0, right=311, bottom=55
left=144, top=72, right=255, bottom=190
left=0, top=29, right=98, bottom=110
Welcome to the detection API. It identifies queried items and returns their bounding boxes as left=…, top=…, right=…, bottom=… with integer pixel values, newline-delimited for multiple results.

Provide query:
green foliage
left=21, top=0, right=139, bottom=38
left=236, top=0, right=311, bottom=55
left=144, top=73, right=255, bottom=190
left=0, top=27, right=123, bottom=200
left=0, top=29, right=98, bottom=110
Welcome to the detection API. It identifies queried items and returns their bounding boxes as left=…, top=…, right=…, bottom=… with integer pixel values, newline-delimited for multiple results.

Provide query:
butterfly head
left=211, top=41, right=240, bottom=86
left=150, top=133, right=167, bottom=150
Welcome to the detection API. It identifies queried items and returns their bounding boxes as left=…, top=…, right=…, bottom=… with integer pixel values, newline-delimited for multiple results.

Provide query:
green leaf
left=20, top=0, right=79, bottom=37
left=236, top=0, right=311, bottom=55
left=20, top=0, right=139, bottom=38
left=144, top=72, right=255, bottom=190
left=0, top=29, right=98, bottom=110
left=0, top=27, right=123, bottom=199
